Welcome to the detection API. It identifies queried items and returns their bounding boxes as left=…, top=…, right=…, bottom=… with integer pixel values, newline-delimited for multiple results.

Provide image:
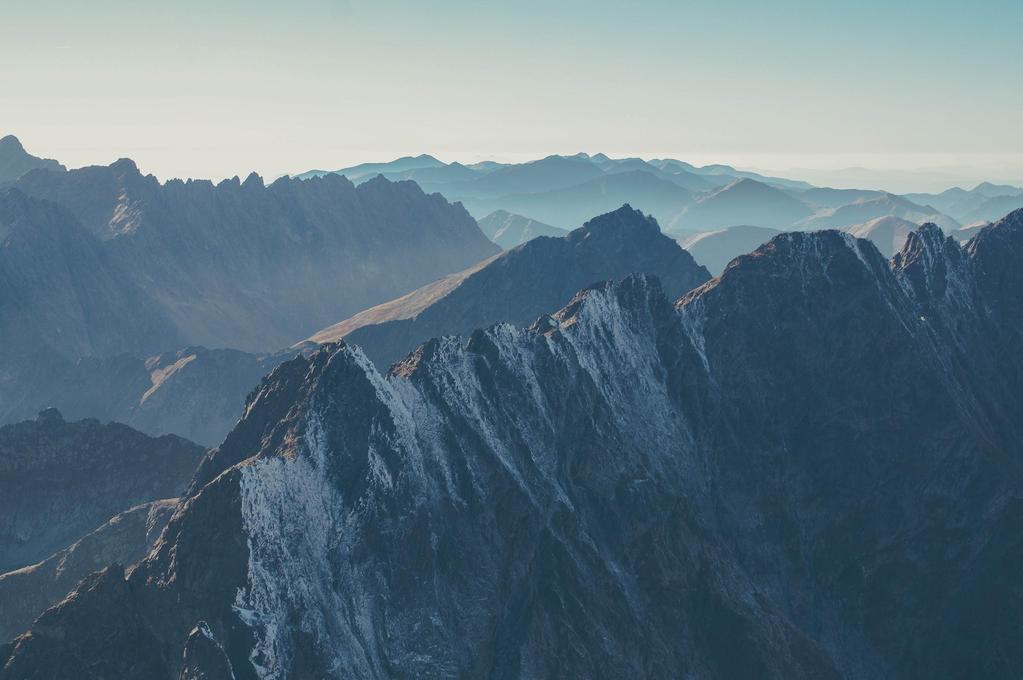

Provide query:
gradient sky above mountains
left=4, top=0, right=1021, bottom=187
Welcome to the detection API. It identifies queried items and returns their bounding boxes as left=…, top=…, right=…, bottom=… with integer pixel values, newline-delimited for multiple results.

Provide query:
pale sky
left=3, top=0, right=1022, bottom=190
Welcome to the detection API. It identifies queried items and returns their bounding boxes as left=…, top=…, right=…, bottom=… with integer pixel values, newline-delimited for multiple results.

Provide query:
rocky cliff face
left=310, top=205, right=711, bottom=368
left=0, top=409, right=204, bottom=572
left=9, top=163, right=499, bottom=354
left=4, top=210, right=1023, bottom=679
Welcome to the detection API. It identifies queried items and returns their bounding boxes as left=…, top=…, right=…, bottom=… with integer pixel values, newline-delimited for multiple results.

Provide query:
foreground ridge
left=3, top=210, right=1023, bottom=679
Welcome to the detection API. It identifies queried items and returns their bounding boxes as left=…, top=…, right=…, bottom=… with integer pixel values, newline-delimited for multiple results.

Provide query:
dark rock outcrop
left=0, top=410, right=204, bottom=572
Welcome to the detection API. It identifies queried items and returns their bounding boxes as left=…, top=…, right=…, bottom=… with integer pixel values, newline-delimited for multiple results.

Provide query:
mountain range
left=0, top=498, right=180, bottom=642
left=5, top=134, right=1023, bottom=678
left=4, top=208, right=1022, bottom=678
left=668, top=177, right=812, bottom=231
left=294, top=150, right=1011, bottom=239
left=305, top=205, right=710, bottom=368
left=906, top=182, right=1023, bottom=224
left=0, top=137, right=501, bottom=445
left=794, top=193, right=959, bottom=232
left=5, top=160, right=498, bottom=355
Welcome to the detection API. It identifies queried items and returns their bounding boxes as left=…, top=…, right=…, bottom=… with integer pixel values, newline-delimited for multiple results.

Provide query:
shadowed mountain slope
left=307, top=205, right=711, bottom=367
left=0, top=410, right=203, bottom=573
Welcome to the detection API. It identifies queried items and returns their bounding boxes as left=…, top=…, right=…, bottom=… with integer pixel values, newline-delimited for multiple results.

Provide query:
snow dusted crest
left=230, top=274, right=703, bottom=677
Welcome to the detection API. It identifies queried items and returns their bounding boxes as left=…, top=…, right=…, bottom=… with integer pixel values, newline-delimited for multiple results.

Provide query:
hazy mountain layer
left=6, top=210, right=1022, bottom=678
left=843, top=215, right=919, bottom=257
left=460, top=170, right=695, bottom=229
left=9, top=164, right=499, bottom=354
left=676, top=225, right=784, bottom=274
left=795, top=193, right=959, bottom=232
left=475, top=210, right=568, bottom=249
left=291, top=152, right=1016, bottom=245
left=905, top=182, right=1023, bottom=222
left=670, top=178, right=812, bottom=231
left=0, top=347, right=296, bottom=447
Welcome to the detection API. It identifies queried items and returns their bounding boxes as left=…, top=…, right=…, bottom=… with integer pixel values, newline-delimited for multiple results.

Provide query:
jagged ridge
left=4, top=210, right=1023, bottom=679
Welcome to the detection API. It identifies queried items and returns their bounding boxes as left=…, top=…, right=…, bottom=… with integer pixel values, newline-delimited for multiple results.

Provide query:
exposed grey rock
left=179, top=621, right=237, bottom=680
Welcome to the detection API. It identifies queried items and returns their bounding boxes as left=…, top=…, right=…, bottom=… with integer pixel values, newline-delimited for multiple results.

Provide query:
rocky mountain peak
left=35, top=407, right=64, bottom=425
left=0, top=134, right=25, bottom=152
left=568, top=203, right=661, bottom=242
left=0, top=135, right=65, bottom=183
left=109, top=157, right=139, bottom=174
left=242, top=171, right=264, bottom=189
left=893, top=222, right=973, bottom=309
